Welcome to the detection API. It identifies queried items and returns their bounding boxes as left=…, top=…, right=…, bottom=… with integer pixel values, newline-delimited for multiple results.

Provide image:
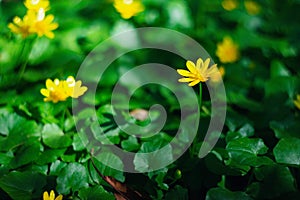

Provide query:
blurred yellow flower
left=43, top=190, right=63, bottom=200
left=30, top=9, right=59, bottom=39
left=177, top=58, right=220, bottom=86
left=24, top=0, right=50, bottom=12
left=294, top=95, right=300, bottom=110
left=8, top=13, right=36, bottom=38
left=64, top=76, right=88, bottom=98
left=216, top=36, right=239, bottom=63
left=222, top=0, right=238, bottom=11
left=114, top=0, right=144, bottom=19
left=8, top=0, right=58, bottom=39
left=244, top=0, right=261, bottom=15
left=40, top=76, right=88, bottom=103
left=40, top=78, right=69, bottom=103
left=219, top=66, right=226, bottom=77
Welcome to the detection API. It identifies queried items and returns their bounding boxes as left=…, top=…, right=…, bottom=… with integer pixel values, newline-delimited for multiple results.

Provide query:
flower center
left=50, top=90, right=67, bottom=101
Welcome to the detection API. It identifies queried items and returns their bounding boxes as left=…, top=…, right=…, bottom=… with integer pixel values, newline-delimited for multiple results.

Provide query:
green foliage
left=0, top=0, right=300, bottom=199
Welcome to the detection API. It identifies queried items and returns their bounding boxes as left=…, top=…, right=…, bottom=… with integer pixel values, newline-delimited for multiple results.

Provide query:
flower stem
left=199, top=82, right=202, bottom=114
left=17, top=37, right=36, bottom=82
left=18, top=59, right=29, bottom=82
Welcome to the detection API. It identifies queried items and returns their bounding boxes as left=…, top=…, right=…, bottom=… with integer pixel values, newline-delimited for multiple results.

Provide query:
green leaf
left=50, top=160, right=67, bottom=176
left=78, top=185, right=115, bottom=200
left=165, top=185, right=188, bottom=200
left=36, top=149, right=66, bottom=165
left=273, top=137, right=300, bottom=166
left=0, top=151, right=13, bottom=166
left=121, top=136, right=140, bottom=152
left=10, top=140, right=41, bottom=168
left=56, top=163, right=89, bottom=194
left=205, top=150, right=245, bottom=176
left=93, top=152, right=125, bottom=182
left=270, top=60, right=291, bottom=78
left=227, top=91, right=261, bottom=111
left=91, top=124, right=121, bottom=145
left=252, top=165, right=296, bottom=199
left=226, top=138, right=273, bottom=167
left=270, top=118, right=300, bottom=139
left=265, top=76, right=298, bottom=97
left=148, top=168, right=169, bottom=190
left=0, top=171, right=46, bottom=200
left=134, top=139, right=173, bottom=172
left=0, top=113, right=40, bottom=151
left=206, top=187, right=253, bottom=200
left=72, top=133, right=86, bottom=151
left=42, top=123, right=72, bottom=148
left=226, top=123, right=255, bottom=142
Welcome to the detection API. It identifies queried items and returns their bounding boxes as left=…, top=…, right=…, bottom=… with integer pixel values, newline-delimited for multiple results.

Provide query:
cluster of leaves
left=0, top=0, right=300, bottom=199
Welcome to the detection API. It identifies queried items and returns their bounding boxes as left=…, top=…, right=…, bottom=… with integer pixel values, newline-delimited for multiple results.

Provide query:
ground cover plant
left=0, top=0, right=300, bottom=199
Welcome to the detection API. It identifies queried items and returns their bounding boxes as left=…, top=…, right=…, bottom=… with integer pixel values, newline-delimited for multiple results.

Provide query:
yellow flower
left=63, top=76, right=88, bottom=98
left=216, top=36, right=239, bottom=63
left=177, top=58, right=220, bottom=86
left=294, top=95, right=300, bottom=110
left=222, top=0, right=238, bottom=11
left=40, top=76, right=88, bottom=103
left=24, top=0, right=50, bottom=12
left=244, top=0, right=261, bottom=15
left=114, top=0, right=144, bottom=19
left=43, top=190, right=63, bottom=200
left=40, top=78, right=69, bottom=103
left=29, top=9, right=59, bottom=39
left=8, top=12, right=36, bottom=38
left=8, top=9, right=58, bottom=39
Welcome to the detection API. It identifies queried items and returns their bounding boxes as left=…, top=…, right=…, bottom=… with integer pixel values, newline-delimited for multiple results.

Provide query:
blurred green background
left=0, top=0, right=300, bottom=199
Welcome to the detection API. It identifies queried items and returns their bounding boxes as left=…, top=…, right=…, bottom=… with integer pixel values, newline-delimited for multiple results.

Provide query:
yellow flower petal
left=186, top=60, right=198, bottom=75
left=46, top=79, right=55, bottom=89
left=43, top=191, right=49, bottom=200
left=40, top=88, right=49, bottom=97
left=55, top=194, right=63, bottom=200
left=188, top=79, right=201, bottom=87
left=178, top=78, right=196, bottom=83
left=50, top=190, right=55, bottom=200
left=177, top=69, right=194, bottom=77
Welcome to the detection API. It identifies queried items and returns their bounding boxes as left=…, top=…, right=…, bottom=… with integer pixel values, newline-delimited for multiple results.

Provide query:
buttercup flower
left=43, top=190, right=63, bottom=200
left=8, top=12, right=36, bottom=38
left=40, top=78, right=69, bottom=103
left=40, top=76, right=88, bottom=103
left=177, top=58, right=220, bottom=86
left=30, top=9, right=59, bottom=39
left=8, top=0, right=58, bottom=39
left=64, top=76, right=88, bottom=98
left=222, top=0, right=238, bottom=11
left=294, top=95, right=300, bottom=110
left=216, top=36, right=239, bottom=63
left=244, top=0, right=261, bottom=15
left=24, top=0, right=50, bottom=12
left=114, top=0, right=144, bottom=19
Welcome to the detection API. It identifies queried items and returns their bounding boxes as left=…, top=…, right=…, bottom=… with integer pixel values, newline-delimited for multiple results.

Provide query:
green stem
left=17, top=37, right=36, bottom=82
left=199, top=82, right=202, bottom=113
left=189, top=82, right=203, bottom=157
left=18, top=59, right=29, bottom=82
